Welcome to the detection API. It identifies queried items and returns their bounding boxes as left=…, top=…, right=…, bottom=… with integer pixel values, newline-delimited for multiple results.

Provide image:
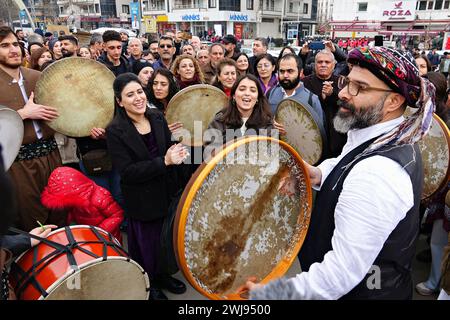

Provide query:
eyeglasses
left=337, top=76, right=394, bottom=97
left=256, top=63, right=272, bottom=70
left=159, top=44, right=173, bottom=49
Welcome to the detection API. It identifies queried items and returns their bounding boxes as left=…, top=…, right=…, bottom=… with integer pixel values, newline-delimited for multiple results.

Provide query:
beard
left=279, top=77, right=300, bottom=90
left=61, top=49, right=74, bottom=58
left=0, top=55, right=22, bottom=69
left=333, top=96, right=388, bottom=133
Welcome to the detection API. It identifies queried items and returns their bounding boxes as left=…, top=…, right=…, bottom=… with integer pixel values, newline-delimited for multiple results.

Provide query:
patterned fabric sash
left=15, top=138, right=58, bottom=162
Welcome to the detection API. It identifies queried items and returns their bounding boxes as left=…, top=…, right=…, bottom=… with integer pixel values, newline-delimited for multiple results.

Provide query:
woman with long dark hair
left=207, top=74, right=274, bottom=145
left=235, top=52, right=253, bottom=76
left=146, top=68, right=179, bottom=114
left=107, top=73, right=188, bottom=300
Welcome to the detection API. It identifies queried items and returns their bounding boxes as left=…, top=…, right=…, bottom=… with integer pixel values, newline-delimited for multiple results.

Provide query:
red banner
left=445, top=36, right=450, bottom=50
left=234, top=23, right=243, bottom=41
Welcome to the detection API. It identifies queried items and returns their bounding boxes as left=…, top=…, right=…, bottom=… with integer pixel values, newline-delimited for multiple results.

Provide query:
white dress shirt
left=12, top=71, right=43, bottom=139
left=290, top=116, right=415, bottom=299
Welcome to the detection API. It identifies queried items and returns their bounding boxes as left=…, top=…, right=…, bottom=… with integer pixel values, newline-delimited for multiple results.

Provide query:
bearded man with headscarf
left=246, top=46, right=436, bottom=300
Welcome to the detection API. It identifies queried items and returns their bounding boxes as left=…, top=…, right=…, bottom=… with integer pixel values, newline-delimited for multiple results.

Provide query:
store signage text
left=182, top=14, right=201, bottom=21
left=229, top=14, right=248, bottom=22
left=382, top=1, right=414, bottom=20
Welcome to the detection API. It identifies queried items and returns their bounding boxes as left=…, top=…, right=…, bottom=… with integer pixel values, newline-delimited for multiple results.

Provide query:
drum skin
left=174, top=136, right=312, bottom=300
left=419, top=114, right=450, bottom=200
left=165, top=84, right=229, bottom=147
left=35, top=58, right=115, bottom=137
left=274, top=98, right=325, bottom=165
left=11, top=226, right=150, bottom=300
left=0, top=107, right=24, bottom=171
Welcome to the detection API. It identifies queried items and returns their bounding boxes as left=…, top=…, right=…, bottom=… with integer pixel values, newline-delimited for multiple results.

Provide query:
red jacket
left=41, top=167, right=124, bottom=242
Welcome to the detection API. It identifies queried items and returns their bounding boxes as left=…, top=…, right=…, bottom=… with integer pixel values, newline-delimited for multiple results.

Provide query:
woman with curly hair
left=170, top=54, right=204, bottom=89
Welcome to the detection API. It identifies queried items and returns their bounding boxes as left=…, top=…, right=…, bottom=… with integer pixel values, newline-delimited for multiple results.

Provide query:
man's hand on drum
left=165, top=143, right=189, bottom=166
left=29, top=225, right=57, bottom=247
left=168, top=122, right=183, bottom=134
left=303, top=161, right=322, bottom=188
left=273, top=120, right=287, bottom=135
left=18, top=92, right=59, bottom=121
left=90, top=127, right=106, bottom=140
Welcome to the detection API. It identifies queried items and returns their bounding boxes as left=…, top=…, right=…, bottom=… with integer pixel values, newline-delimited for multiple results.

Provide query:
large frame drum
left=165, top=84, right=229, bottom=147
left=35, top=58, right=115, bottom=137
left=274, top=98, right=326, bottom=165
left=10, top=226, right=150, bottom=300
left=419, top=114, right=450, bottom=201
left=174, top=136, right=312, bottom=299
left=0, top=107, right=24, bottom=171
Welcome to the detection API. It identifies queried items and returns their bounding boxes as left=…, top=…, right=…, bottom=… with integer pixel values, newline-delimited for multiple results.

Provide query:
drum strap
left=8, top=226, right=128, bottom=299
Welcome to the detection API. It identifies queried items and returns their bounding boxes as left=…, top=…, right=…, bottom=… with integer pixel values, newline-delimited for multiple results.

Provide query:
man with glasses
left=97, top=30, right=131, bottom=77
left=153, top=36, right=176, bottom=71
left=303, top=49, right=347, bottom=158
left=247, top=47, right=435, bottom=300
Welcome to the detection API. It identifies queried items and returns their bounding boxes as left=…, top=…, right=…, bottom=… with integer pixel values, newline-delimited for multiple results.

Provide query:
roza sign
left=382, top=2, right=412, bottom=19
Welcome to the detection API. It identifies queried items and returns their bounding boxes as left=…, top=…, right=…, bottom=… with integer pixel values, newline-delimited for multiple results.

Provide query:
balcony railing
left=142, top=1, right=166, bottom=11
left=172, top=1, right=207, bottom=10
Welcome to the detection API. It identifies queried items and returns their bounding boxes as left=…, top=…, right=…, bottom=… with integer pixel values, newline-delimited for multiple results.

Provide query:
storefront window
left=243, top=23, right=255, bottom=40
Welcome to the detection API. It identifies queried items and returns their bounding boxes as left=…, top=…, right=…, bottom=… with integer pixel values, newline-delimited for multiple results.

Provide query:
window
left=435, top=0, right=443, bottom=9
left=246, top=0, right=253, bottom=10
left=289, top=2, right=294, bottom=12
left=59, top=6, right=63, bottom=14
left=444, top=0, right=450, bottom=8
left=209, top=0, right=217, bottom=8
left=122, top=5, right=129, bottom=14
left=358, top=2, right=368, bottom=11
left=95, top=3, right=100, bottom=13
left=418, top=1, right=427, bottom=9
left=428, top=1, right=434, bottom=9
left=303, top=3, right=308, bottom=14
left=219, top=0, right=240, bottom=11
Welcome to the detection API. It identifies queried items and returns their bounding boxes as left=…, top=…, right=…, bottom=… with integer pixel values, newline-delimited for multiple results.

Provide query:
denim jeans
left=425, top=219, right=449, bottom=290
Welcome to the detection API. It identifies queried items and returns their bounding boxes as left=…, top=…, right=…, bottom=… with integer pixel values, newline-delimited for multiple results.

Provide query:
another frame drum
left=174, top=136, right=312, bottom=299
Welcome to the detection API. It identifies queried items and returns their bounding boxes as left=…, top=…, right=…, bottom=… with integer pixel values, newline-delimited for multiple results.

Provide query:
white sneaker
left=415, top=282, right=436, bottom=296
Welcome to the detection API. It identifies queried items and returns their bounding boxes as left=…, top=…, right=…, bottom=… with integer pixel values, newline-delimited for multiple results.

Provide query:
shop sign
left=380, top=0, right=415, bottom=21
left=229, top=14, right=248, bottom=22
left=182, top=14, right=201, bottom=21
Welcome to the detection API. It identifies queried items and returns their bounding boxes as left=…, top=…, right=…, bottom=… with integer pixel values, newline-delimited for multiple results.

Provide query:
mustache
left=337, top=100, right=356, bottom=113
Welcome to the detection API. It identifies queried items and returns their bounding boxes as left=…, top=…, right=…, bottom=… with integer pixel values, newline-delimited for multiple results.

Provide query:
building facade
left=331, top=0, right=450, bottom=48
left=317, top=0, right=334, bottom=34
left=141, top=0, right=318, bottom=40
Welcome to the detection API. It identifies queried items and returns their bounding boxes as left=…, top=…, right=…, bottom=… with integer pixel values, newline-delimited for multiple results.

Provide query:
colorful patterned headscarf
left=347, top=46, right=436, bottom=151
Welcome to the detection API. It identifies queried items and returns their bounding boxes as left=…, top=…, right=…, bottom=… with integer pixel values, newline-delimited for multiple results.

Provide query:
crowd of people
left=1, top=25, right=450, bottom=301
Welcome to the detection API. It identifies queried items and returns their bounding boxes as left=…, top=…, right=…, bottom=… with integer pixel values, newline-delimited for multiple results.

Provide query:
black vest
left=298, top=138, right=423, bottom=300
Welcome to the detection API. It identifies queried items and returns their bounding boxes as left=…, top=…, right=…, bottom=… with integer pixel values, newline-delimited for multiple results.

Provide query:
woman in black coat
left=106, top=73, right=188, bottom=300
